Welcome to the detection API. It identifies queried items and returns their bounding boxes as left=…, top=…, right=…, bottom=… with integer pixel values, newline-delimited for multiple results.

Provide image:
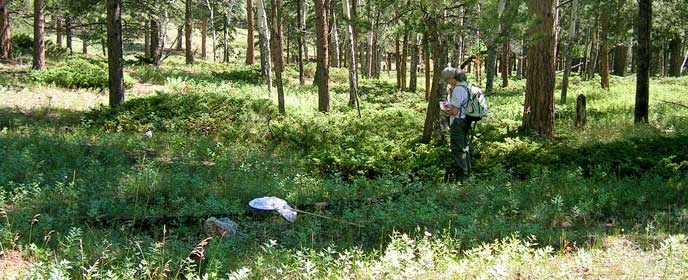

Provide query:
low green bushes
left=30, top=56, right=136, bottom=89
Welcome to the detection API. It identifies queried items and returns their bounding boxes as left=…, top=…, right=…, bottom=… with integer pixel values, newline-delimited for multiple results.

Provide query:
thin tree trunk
left=421, top=16, right=444, bottom=144
left=682, top=48, right=688, bottom=76
left=150, top=18, right=161, bottom=65
left=343, top=0, right=360, bottom=116
left=66, top=16, right=72, bottom=54
left=599, top=11, right=609, bottom=89
left=270, top=0, right=285, bottom=114
left=401, top=32, right=408, bottom=91
left=485, top=46, right=497, bottom=94
left=144, top=20, right=150, bottom=57
left=176, top=25, right=183, bottom=50
left=409, top=33, right=419, bottom=92
left=314, top=0, right=330, bottom=112
left=395, top=36, right=401, bottom=89
left=635, top=0, right=651, bottom=123
left=669, top=37, right=682, bottom=77
left=204, top=0, right=217, bottom=62
left=301, top=0, right=309, bottom=61
left=185, top=0, right=194, bottom=64
left=560, top=0, right=578, bottom=105
left=201, top=18, right=207, bottom=59
left=82, top=37, right=88, bottom=54
left=33, top=0, right=46, bottom=70
left=56, top=16, right=63, bottom=48
left=587, top=16, right=599, bottom=81
left=424, top=34, right=430, bottom=101
left=501, top=37, right=510, bottom=87
left=256, top=0, right=272, bottom=95
left=297, top=0, right=305, bottom=84
left=522, top=0, right=556, bottom=137
left=0, top=0, right=11, bottom=59
left=107, top=0, right=124, bottom=107
left=246, top=0, right=255, bottom=64
left=223, top=15, right=229, bottom=62
left=330, top=5, right=340, bottom=68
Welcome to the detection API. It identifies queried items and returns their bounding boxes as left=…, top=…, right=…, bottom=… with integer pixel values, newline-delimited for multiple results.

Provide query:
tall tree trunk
left=421, top=16, right=444, bottom=144
left=297, top=0, right=305, bottom=84
left=66, top=16, right=72, bottom=54
left=201, top=18, right=207, bottom=59
left=634, top=0, right=651, bottom=123
left=270, top=0, right=285, bottom=114
left=668, top=37, right=682, bottom=77
left=301, top=0, right=309, bottom=61
left=185, top=0, right=194, bottom=64
left=204, top=0, right=217, bottom=62
left=612, top=44, right=627, bottom=76
left=501, top=37, right=510, bottom=87
left=395, top=36, right=401, bottom=89
left=107, top=0, right=124, bottom=107
left=599, top=11, right=609, bottom=89
left=0, top=0, right=11, bottom=59
left=314, top=0, right=330, bottom=112
left=424, top=34, right=430, bottom=101
left=560, top=0, right=578, bottom=105
left=223, top=15, right=229, bottom=62
left=522, top=0, right=556, bottom=138
left=150, top=18, right=161, bottom=65
left=330, top=5, right=340, bottom=68
left=56, top=16, right=63, bottom=48
left=586, top=16, right=599, bottom=81
left=485, top=45, right=497, bottom=94
left=144, top=20, right=150, bottom=57
left=246, top=0, right=255, bottom=64
left=256, top=0, right=272, bottom=95
left=409, top=33, right=419, bottom=92
left=401, top=32, right=408, bottom=91
left=343, top=0, right=360, bottom=115
left=33, top=0, right=46, bottom=70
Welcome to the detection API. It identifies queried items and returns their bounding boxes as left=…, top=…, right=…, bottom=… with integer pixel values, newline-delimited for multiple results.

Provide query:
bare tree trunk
left=144, top=20, right=150, bottom=57
left=421, top=17, right=444, bottom=143
left=409, top=33, right=419, bottom=92
left=246, top=0, right=255, bottom=64
left=66, top=16, right=72, bottom=54
left=301, top=0, right=309, bottom=61
left=150, top=18, right=161, bottom=65
left=223, top=15, right=229, bottom=62
left=501, top=37, right=510, bottom=87
left=176, top=25, right=183, bottom=50
left=33, top=0, right=46, bottom=70
left=0, top=0, right=11, bottom=59
left=669, top=37, right=682, bottom=77
left=256, top=0, right=272, bottom=95
left=635, top=0, right=651, bottom=123
left=185, top=0, right=194, bottom=64
left=599, top=11, right=609, bottom=89
left=330, top=5, right=340, bottom=68
left=314, top=0, right=330, bottom=112
left=270, top=0, right=285, bottom=114
left=297, top=0, right=305, bottom=84
left=560, top=0, right=578, bottom=105
left=424, top=34, right=430, bottom=101
left=82, top=36, right=88, bottom=54
left=395, top=36, right=401, bottom=89
left=201, top=18, right=207, bottom=59
left=56, top=16, right=63, bottom=48
left=522, top=0, right=556, bottom=137
left=107, top=0, right=124, bottom=107
left=586, top=16, right=599, bottom=81
left=343, top=0, right=360, bottom=115
left=485, top=46, right=497, bottom=94
left=204, top=0, right=217, bottom=62
left=401, top=32, right=408, bottom=91
left=612, top=44, right=627, bottom=76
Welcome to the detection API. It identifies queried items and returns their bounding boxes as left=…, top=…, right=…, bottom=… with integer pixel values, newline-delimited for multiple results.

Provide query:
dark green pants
left=450, top=118, right=471, bottom=178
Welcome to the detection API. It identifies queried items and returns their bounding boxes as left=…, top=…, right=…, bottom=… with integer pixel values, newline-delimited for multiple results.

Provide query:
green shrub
left=10, top=33, right=33, bottom=57
left=29, top=57, right=136, bottom=89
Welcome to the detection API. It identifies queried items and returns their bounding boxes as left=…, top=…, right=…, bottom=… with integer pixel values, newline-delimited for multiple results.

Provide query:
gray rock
left=204, top=217, right=238, bottom=239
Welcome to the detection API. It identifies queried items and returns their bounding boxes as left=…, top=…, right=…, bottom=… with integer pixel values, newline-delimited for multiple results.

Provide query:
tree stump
left=576, top=94, right=586, bottom=129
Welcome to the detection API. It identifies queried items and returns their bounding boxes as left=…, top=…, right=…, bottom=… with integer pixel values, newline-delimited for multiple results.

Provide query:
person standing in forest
left=441, top=66, right=471, bottom=182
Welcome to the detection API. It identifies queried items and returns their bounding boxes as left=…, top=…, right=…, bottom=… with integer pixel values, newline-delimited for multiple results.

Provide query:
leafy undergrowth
left=1, top=60, right=687, bottom=278
left=29, top=56, right=136, bottom=90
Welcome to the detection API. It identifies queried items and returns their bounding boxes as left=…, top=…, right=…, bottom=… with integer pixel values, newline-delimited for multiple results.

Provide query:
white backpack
left=461, top=84, right=489, bottom=120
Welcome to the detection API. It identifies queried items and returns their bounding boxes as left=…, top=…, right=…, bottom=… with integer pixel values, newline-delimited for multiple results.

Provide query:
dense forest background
left=0, top=0, right=687, bottom=278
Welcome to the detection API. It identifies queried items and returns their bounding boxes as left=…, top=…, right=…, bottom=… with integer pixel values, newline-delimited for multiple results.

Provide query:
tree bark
left=56, top=16, right=63, bottom=48
left=176, top=25, right=183, bottom=50
left=634, top=0, right=651, bottom=123
left=185, top=0, right=194, bottom=64
left=522, top=0, right=556, bottom=138
left=395, top=36, right=401, bottom=89
left=612, top=44, right=627, bottom=76
left=150, top=18, right=161, bottom=65
left=409, top=33, right=419, bottom=92
left=297, top=0, right=305, bottom=84
left=270, top=0, right=285, bottom=114
left=0, top=0, right=11, bottom=59
left=314, top=0, right=330, bottom=112
left=424, top=34, right=430, bottom=101
left=201, top=18, right=207, bottom=60
left=107, top=0, right=125, bottom=107
left=144, top=20, right=150, bottom=57
left=82, top=37, right=88, bottom=54
left=599, top=11, right=609, bottom=89
left=586, top=17, right=599, bottom=80
left=501, top=37, right=510, bottom=87
left=401, top=32, right=408, bottom=91
left=343, top=0, right=360, bottom=115
left=330, top=5, right=340, bottom=68
left=560, top=0, right=578, bottom=105
left=301, top=0, right=309, bottom=61
left=33, top=0, right=46, bottom=70
left=204, top=0, right=217, bottom=62
left=256, top=0, right=273, bottom=95
left=669, top=37, right=682, bottom=77
left=65, top=16, right=72, bottom=54
left=421, top=16, right=444, bottom=144
left=246, top=0, right=255, bottom=64
left=485, top=46, right=497, bottom=94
